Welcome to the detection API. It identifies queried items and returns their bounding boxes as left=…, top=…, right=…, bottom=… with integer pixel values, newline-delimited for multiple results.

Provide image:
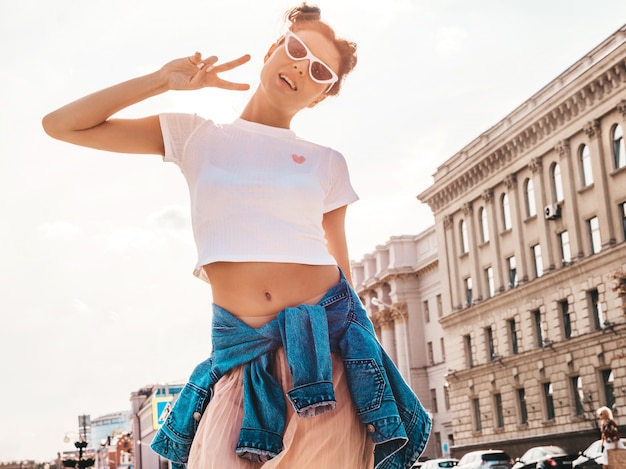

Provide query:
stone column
left=505, top=174, right=529, bottom=282
left=378, top=311, right=398, bottom=365
left=391, top=305, right=410, bottom=385
left=464, top=201, right=483, bottom=301
left=483, top=189, right=504, bottom=292
left=555, top=139, right=584, bottom=259
left=529, top=157, right=556, bottom=271
left=444, top=214, right=461, bottom=310
left=585, top=119, right=615, bottom=248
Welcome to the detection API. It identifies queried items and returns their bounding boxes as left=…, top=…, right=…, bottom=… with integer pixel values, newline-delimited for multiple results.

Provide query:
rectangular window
left=485, top=267, right=495, bottom=298
left=517, top=388, right=528, bottom=424
left=444, top=385, right=450, bottom=411
left=494, top=393, right=504, bottom=428
left=431, top=388, right=439, bottom=413
left=440, top=337, right=446, bottom=362
left=508, top=319, right=519, bottom=354
left=533, top=309, right=543, bottom=348
left=571, top=376, right=584, bottom=416
left=620, top=202, right=626, bottom=241
left=559, top=231, right=571, bottom=264
left=532, top=244, right=543, bottom=278
left=464, top=334, right=474, bottom=368
left=543, top=382, right=555, bottom=420
left=507, top=256, right=517, bottom=288
left=485, top=326, right=495, bottom=361
left=465, top=277, right=473, bottom=307
left=559, top=299, right=572, bottom=339
left=427, top=341, right=434, bottom=365
left=602, top=369, right=615, bottom=410
left=437, top=294, right=443, bottom=318
left=589, top=289, right=602, bottom=330
left=588, top=216, right=601, bottom=254
left=472, top=398, right=482, bottom=431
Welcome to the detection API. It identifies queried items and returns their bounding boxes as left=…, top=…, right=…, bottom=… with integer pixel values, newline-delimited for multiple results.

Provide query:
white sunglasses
left=283, top=30, right=339, bottom=91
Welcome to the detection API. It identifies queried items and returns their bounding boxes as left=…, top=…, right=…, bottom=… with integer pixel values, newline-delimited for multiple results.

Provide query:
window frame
left=612, top=123, right=625, bottom=170
left=551, top=162, right=564, bottom=202
left=579, top=143, right=593, bottom=187
left=525, top=178, right=536, bottom=218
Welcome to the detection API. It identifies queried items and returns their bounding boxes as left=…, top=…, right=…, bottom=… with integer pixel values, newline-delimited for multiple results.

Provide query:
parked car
left=457, top=450, right=513, bottom=469
left=421, top=458, right=459, bottom=469
left=572, top=438, right=626, bottom=468
left=512, top=445, right=575, bottom=469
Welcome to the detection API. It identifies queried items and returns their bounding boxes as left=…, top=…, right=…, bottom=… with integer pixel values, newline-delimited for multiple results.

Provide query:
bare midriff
left=203, top=262, right=341, bottom=327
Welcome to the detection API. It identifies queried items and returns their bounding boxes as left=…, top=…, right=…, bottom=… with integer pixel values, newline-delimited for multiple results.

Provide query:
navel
left=265, top=291, right=272, bottom=301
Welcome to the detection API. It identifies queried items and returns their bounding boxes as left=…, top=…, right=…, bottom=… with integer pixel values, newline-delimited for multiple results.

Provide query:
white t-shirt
left=159, top=114, right=359, bottom=282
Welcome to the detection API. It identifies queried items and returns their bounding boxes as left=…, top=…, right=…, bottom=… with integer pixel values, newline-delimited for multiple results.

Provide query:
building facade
left=352, top=230, right=454, bottom=460
left=130, top=383, right=184, bottom=469
left=418, top=25, right=626, bottom=457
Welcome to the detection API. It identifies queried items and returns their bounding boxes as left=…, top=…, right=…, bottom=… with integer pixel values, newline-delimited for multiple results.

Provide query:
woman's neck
left=240, top=89, right=295, bottom=129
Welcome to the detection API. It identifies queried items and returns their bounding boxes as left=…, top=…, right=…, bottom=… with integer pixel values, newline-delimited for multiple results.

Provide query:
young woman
left=597, top=406, right=624, bottom=468
left=43, top=4, right=431, bottom=468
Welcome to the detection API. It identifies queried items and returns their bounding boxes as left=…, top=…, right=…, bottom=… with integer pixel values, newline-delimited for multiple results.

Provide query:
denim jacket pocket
left=342, top=358, right=385, bottom=414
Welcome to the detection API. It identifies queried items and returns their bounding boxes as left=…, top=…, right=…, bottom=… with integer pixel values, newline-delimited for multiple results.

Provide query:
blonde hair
left=597, top=406, right=614, bottom=420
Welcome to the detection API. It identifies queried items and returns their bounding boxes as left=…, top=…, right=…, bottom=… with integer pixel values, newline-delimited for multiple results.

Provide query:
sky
left=1, top=0, right=626, bottom=462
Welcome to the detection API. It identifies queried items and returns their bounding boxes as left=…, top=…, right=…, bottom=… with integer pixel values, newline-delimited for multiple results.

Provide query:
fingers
left=213, top=54, right=251, bottom=73
left=192, top=53, right=251, bottom=91
left=195, top=55, right=218, bottom=72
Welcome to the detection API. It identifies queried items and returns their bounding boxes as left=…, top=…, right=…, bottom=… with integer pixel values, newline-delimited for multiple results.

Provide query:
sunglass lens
left=287, top=36, right=307, bottom=59
left=311, top=61, right=334, bottom=81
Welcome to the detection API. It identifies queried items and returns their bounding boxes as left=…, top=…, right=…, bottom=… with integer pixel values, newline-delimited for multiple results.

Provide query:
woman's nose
left=292, top=62, right=306, bottom=76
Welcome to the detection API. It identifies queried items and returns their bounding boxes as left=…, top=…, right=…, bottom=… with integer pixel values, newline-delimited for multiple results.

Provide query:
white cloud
left=148, top=204, right=191, bottom=231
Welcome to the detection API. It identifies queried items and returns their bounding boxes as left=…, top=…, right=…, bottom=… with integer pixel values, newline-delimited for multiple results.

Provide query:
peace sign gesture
left=161, top=52, right=251, bottom=91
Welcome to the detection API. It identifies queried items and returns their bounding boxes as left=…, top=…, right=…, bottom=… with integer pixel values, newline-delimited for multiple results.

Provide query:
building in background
left=417, top=24, right=626, bottom=457
left=91, top=411, right=131, bottom=449
left=130, top=383, right=184, bottom=469
left=352, top=229, right=453, bottom=460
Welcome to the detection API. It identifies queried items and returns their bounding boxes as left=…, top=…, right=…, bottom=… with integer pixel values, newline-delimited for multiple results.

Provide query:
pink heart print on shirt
left=291, top=154, right=306, bottom=164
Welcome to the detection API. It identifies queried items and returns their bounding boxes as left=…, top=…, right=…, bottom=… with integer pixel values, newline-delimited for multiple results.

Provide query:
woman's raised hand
left=161, top=53, right=251, bottom=91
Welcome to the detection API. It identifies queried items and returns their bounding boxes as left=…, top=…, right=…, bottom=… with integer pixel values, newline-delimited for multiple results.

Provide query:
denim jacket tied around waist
left=151, top=272, right=432, bottom=469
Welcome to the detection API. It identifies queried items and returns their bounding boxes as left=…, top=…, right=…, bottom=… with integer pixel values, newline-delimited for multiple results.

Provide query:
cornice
left=418, top=39, right=626, bottom=214
left=355, top=259, right=439, bottom=293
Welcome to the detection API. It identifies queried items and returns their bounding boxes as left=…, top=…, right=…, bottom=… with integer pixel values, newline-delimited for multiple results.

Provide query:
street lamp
left=62, top=433, right=95, bottom=469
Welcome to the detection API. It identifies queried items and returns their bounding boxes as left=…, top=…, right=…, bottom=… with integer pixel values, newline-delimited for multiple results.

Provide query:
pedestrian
left=42, top=3, right=431, bottom=468
left=597, top=406, right=624, bottom=468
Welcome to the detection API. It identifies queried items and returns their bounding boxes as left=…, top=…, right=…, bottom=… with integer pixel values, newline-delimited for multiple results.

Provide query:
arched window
left=551, top=163, right=564, bottom=202
left=579, top=144, right=593, bottom=187
left=502, top=193, right=512, bottom=230
left=479, top=207, right=489, bottom=243
left=460, top=220, right=469, bottom=254
left=613, top=124, right=625, bottom=169
left=525, top=178, right=536, bottom=217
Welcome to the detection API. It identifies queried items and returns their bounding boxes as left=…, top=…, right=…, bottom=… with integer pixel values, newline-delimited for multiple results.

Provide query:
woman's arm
left=42, top=53, right=250, bottom=155
left=322, top=205, right=353, bottom=286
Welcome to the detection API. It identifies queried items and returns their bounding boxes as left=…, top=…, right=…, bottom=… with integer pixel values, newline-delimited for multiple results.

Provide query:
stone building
left=417, top=24, right=626, bottom=457
left=352, top=230, right=453, bottom=460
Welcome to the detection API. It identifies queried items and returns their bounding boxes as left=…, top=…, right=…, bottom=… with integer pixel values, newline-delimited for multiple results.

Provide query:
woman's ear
left=264, top=43, right=279, bottom=62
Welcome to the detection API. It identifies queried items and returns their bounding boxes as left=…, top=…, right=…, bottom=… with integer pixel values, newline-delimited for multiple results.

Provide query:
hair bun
left=286, top=3, right=322, bottom=23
